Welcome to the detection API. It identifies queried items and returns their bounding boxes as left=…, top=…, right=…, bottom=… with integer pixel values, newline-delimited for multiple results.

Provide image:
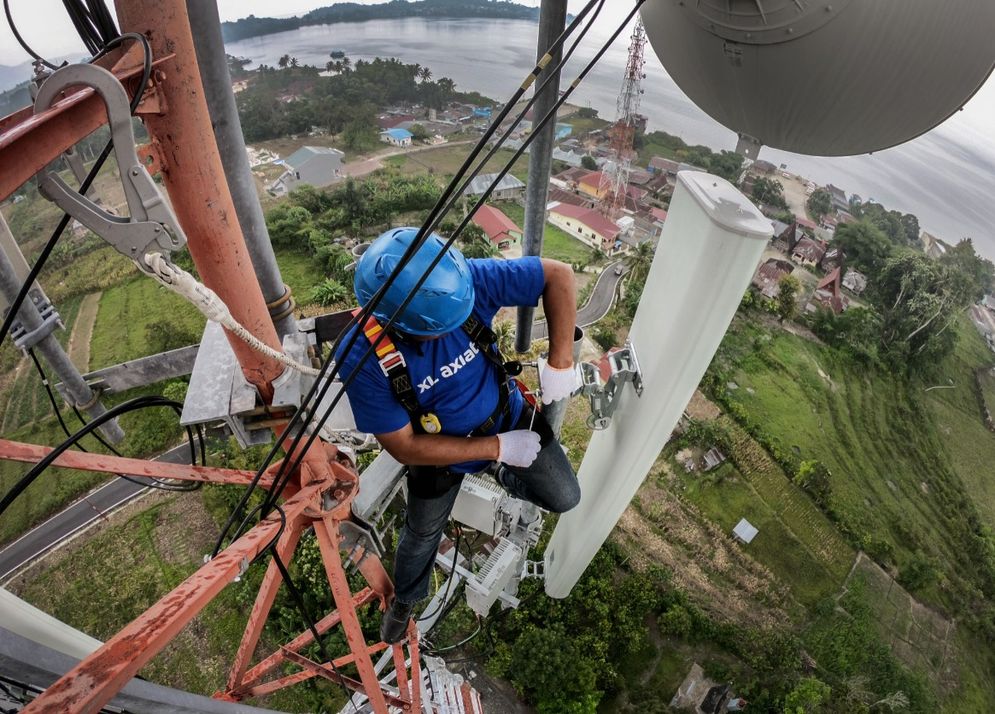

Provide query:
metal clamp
left=9, top=296, right=61, bottom=350
left=579, top=339, right=643, bottom=430
left=32, top=64, right=187, bottom=273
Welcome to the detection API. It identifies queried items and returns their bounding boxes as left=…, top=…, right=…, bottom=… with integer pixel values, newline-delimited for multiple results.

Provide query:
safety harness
left=354, top=310, right=528, bottom=436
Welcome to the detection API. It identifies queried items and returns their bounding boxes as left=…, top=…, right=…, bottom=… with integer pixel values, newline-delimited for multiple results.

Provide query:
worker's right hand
left=496, top=430, right=541, bottom=468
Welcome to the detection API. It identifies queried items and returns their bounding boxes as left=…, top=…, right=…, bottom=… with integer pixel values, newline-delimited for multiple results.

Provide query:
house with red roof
left=471, top=205, right=522, bottom=251
left=791, top=236, right=827, bottom=267
left=547, top=201, right=621, bottom=251
left=807, top=266, right=850, bottom=315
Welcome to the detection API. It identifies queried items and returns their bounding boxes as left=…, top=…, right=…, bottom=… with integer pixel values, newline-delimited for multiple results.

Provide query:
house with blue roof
left=380, top=128, right=414, bottom=148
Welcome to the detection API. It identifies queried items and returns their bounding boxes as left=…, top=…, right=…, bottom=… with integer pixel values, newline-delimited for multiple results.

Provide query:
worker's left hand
left=539, top=362, right=580, bottom=405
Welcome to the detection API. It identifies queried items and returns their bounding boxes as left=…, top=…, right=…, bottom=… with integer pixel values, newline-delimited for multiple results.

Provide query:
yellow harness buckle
left=419, top=413, right=442, bottom=434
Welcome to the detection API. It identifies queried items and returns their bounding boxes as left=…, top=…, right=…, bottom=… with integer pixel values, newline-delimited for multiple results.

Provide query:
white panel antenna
left=543, top=171, right=772, bottom=598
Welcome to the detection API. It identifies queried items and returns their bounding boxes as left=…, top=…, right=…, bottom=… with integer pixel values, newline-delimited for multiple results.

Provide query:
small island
left=222, top=0, right=543, bottom=43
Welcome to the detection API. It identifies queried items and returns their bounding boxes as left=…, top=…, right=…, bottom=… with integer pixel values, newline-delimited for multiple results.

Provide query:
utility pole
left=0, top=215, right=124, bottom=443
left=187, top=0, right=297, bottom=341
left=515, top=0, right=568, bottom=354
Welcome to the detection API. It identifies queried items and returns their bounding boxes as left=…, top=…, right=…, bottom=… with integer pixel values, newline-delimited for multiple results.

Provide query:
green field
left=500, top=202, right=595, bottom=265
left=713, top=316, right=995, bottom=612
left=677, top=459, right=850, bottom=606
left=385, top=145, right=532, bottom=184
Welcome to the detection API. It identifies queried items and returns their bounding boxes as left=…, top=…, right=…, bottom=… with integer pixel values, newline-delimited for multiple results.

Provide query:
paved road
left=0, top=443, right=196, bottom=582
left=531, top=259, right=627, bottom=340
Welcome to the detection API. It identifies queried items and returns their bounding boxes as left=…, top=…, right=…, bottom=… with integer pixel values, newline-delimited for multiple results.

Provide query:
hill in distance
left=221, top=0, right=543, bottom=43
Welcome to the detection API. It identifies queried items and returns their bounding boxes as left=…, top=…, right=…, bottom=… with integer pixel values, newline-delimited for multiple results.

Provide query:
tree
left=576, top=106, right=599, bottom=119
left=278, top=54, right=290, bottom=69
left=707, top=150, right=745, bottom=183
left=145, top=319, right=198, bottom=354
left=871, top=252, right=973, bottom=368
left=581, top=155, right=597, bottom=171
left=832, top=221, right=893, bottom=277
left=417, top=66, right=432, bottom=82
left=624, top=241, right=654, bottom=284
left=807, top=189, right=832, bottom=220
left=289, top=56, right=300, bottom=68
left=409, top=123, right=429, bottom=141
left=783, top=677, right=831, bottom=713
left=776, top=273, right=801, bottom=322
left=752, top=177, right=788, bottom=209
left=939, top=238, right=995, bottom=301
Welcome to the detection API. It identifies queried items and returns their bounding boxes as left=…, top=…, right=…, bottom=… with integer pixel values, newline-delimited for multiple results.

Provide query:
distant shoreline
left=221, top=0, right=542, bottom=44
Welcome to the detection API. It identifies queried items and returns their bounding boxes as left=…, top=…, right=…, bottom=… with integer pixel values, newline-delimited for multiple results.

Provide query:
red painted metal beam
left=245, top=643, right=389, bottom=699
left=235, top=586, right=379, bottom=694
left=20, top=485, right=322, bottom=714
left=280, top=648, right=413, bottom=710
left=0, top=44, right=170, bottom=202
left=0, top=438, right=273, bottom=488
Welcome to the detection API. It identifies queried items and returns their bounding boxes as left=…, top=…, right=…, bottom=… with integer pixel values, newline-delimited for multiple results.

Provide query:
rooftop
left=382, top=128, right=414, bottom=140
left=465, top=173, right=526, bottom=196
left=548, top=202, right=620, bottom=241
left=284, top=145, right=344, bottom=168
left=471, top=205, right=521, bottom=244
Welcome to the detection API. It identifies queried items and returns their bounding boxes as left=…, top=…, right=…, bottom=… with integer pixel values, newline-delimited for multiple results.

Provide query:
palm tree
left=341, top=57, right=352, bottom=72
left=624, top=240, right=654, bottom=283
left=289, top=57, right=300, bottom=68
left=418, top=66, right=433, bottom=83
left=278, top=54, right=290, bottom=69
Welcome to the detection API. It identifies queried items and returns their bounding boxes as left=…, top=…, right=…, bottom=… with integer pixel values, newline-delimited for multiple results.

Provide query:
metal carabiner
left=32, top=63, right=187, bottom=273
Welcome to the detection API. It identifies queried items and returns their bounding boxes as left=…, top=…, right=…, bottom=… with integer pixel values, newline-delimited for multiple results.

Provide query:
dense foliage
left=237, top=59, right=486, bottom=143
left=636, top=130, right=745, bottom=183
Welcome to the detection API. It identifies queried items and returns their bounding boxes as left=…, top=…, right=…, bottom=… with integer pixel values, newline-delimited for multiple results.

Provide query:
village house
left=380, top=128, right=414, bottom=148
left=465, top=173, right=526, bottom=201
left=267, top=146, right=344, bottom=196
left=843, top=268, right=868, bottom=295
left=752, top=258, right=795, bottom=299
left=791, top=236, right=827, bottom=267
left=808, top=267, right=849, bottom=314
left=648, top=156, right=680, bottom=177
left=550, top=166, right=590, bottom=191
left=819, top=245, right=845, bottom=273
left=471, top=205, right=522, bottom=252
left=547, top=186, right=595, bottom=210
left=546, top=201, right=621, bottom=253
left=772, top=221, right=804, bottom=254
left=752, top=159, right=777, bottom=174
left=820, top=214, right=839, bottom=233
left=794, top=216, right=819, bottom=234
left=376, top=113, right=416, bottom=130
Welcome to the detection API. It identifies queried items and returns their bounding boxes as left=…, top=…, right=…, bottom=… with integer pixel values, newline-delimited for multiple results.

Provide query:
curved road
left=531, top=259, right=627, bottom=340
left=0, top=443, right=196, bottom=583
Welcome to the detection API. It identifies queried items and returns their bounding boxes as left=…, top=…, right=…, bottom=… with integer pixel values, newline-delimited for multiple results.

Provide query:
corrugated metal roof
left=465, top=173, right=525, bottom=196
left=284, top=145, right=343, bottom=168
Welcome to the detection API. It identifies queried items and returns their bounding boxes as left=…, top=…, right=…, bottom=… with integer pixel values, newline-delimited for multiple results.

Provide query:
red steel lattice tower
left=597, top=18, right=647, bottom=222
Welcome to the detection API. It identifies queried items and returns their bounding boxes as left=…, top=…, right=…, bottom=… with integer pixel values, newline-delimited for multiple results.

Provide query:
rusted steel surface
left=315, top=518, right=391, bottom=713
left=0, top=45, right=170, bottom=201
left=0, top=438, right=271, bottom=488
left=21, top=485, right=321, bottom=714
left=280, top=649, right=413, bottom=710
left=225, top=514, right=306, bottom=693
left=409, top=623, right=423, bottom=709
left=235, top=587, right=378, bottom=692
left=116, top=0, right=284, bottom=396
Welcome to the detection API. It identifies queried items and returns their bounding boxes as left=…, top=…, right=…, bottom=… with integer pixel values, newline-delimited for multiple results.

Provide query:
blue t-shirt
left=336, top=257, right=545, bottom=473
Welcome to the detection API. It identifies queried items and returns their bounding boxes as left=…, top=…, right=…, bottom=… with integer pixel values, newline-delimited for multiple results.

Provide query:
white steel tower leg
left=544, top=171, right=772, bottom=598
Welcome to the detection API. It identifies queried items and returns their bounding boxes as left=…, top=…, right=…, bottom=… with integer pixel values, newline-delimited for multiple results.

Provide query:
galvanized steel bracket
left=579, top=339, right=643, bottom=430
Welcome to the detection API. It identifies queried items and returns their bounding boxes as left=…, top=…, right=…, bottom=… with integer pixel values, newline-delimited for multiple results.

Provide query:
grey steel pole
left=187, top=0, right=297, bottom=340
left=0, top=219, right=124, bottom=443
left=515, top=0, right=568, bottom=354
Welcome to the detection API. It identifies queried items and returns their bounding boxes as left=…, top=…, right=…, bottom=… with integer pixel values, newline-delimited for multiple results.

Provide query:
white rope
left=142, top=253, right=321, bottom=377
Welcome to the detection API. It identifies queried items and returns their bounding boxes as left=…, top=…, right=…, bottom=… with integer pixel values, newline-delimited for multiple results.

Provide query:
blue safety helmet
left=353, top=227, right=475, bottom=336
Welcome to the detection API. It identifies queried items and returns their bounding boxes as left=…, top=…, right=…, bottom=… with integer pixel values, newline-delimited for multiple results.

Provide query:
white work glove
left=539, top=362, right=580, bottom=405
left=496, top=430, right=541, bottom=468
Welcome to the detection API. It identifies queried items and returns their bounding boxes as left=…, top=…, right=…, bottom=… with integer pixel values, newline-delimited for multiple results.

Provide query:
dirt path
left=67, top=292, right=101, bottom=373
left=342, top=140, right=475, bottom=179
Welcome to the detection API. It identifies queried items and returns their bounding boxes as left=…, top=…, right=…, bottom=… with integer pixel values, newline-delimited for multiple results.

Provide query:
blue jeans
left=392, top=404, right=580, bottom=604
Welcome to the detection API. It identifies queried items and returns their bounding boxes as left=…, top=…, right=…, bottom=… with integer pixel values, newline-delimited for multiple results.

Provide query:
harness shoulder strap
left=353, top=310, right=421, bottom=418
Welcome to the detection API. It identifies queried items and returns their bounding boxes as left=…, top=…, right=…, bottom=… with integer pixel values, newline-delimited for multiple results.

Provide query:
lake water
left=227, top=17, right=995, bottom=259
